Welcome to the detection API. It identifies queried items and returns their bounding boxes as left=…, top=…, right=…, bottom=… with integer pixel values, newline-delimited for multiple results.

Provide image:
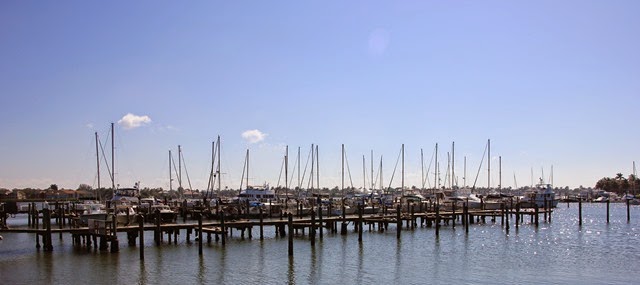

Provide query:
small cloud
left=118, top=113, right=152, bottom=130
left=242, top=129, right=267, bottom=144
left=368, top=28, right=391, bottom=56
left=86, top=123, right=94, bottom=129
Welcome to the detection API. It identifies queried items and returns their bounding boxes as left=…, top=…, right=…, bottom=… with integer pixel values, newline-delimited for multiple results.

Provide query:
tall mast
left=111, top=122, right=115, bottom=191
left=452, top=142, right=455, bottom=188
left=298, top=147, right=301, bottom=193
left=363, top=155, right=366, bottom=191
left=169, top=150, right=173, bottom=191
left=217, top=136, right=221, bottom=193
left=380, top=156, right=383, bottom=194
left=95, top=132, right=100, bottom=191
left=341, top=144, right=345, bottom=197
left=178, top=145, right=182, bottom=189
left=499, top=156, right=502, bottom=193
left=463, top=156, right=467, bottom=188
left=285, top=145, right=289, bottom=198
left=487, top=139, right=491, bottom=190
left=310, top=144, right=314, bottom=192
left=421, top=148, right=424, bottom=190
left=316, top=145, right=319, bottom=194
left=401, top=144, right=405, bottom=196
left=435, top=143, right=439, bottom=189
left=246, top=149, right=250, bottom=189
left=371, top=150, right=374, bottom=190
left=209, top=141, right=215, bottom=198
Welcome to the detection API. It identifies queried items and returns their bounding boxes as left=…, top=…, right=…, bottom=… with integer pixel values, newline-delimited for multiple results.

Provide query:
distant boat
left=519, top=179, right=559, bottom=208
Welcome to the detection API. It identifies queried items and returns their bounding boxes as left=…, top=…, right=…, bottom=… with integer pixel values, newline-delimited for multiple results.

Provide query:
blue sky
left=1, top=1, right=638, bottom=190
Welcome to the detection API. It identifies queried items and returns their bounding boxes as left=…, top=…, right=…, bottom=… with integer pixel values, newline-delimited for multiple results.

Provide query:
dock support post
left=579, top=199, right=583, bottom=226
left=341, top=203, right=347, bottom=235
left=111, top=214, right=119, bottom=253
left=221, top=211, right=226, bottom=246
left=319, top=203, right=323, bottom=240
left=515, top=205, right=520, bottom=228
left=43, top=208, right=53, bottom=252
left=358, top=205, right=363, bottom=243
left=464, top=204, right=469, bottom=234
left=138, top=215, right=144, bottom=260
left=154, top=209, right=161, bottom=246
left=198, top=213, right=203, bottom=256
left=534, top=205, right=539, bottom=227
left=288, top=213, right=293, bottom=257
left=259, top=207, right=264, bottom=240
left=451, top=203, right=455, bottom=229
left=310, top=210, right=316, bottom=247
left=606, top=199, right=610, bottom=223
left=396, top=204, right=401, bottom=240
left=435, top=205, right=440, bottom=237
left=627, top=198, right=631, bottom=223
left=505, top=206, right=510, bottom=231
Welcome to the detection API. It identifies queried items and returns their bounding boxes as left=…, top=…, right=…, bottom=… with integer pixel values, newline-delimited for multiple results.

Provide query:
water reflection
left=139, top=262, right=148, bottom=285
left=197, top=255, right=205, bottom=285
left=288, top=256, right=295, bottom=285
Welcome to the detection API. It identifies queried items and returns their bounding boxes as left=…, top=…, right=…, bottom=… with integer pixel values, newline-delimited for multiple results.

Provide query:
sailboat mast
left=435, top=143, right=439, bottom=189
left=95, top=132, right=100, bottom=191
left=363, top=155, right=366, bottom=191
left=178, top=145, right=182, bottom=189
left=380, top=156, right=383, bottom=195
left=371, top=150, right=374, bottom=190
left=421, top=148, right=424, bottom=190
left=217, top=136, right=221, bottom=194
left=341, top=144, right=345, bottom=197
left=464, top=156, right=467, bottom=188
left=310, top=144, right=314, bottom=192
left=452, top=142, right=455, bottom=188
left=246, top=149, right=250, bottom=189
left=316, top=145, right=319, bottom=194
left=401, top=144, right=405, bottom=196
left=499, top=156, right=502, bottom=193
left=169, top=150, right=173, bottom=191
left=285, top=145, right=289, bottom=198
left=298, top=147, right=301, bottom=192
left=111, top=122, right=115, bottom=191
left=487, top=139, right=490, bottom=190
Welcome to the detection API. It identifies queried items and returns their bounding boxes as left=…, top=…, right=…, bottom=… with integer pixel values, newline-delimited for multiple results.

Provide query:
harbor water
left=1, top=203, right=640, bottom=284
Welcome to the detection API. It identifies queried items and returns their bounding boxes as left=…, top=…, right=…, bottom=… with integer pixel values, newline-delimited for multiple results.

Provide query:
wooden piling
left=627, top=198, right=631, bottom=223
left=198, top=213, right=203, bottom=256
left=318, top=203, right=323, bottom=240
left=534, top=205, right=539, bottom=227
left=358, top=205, right=363, bottom=243
left=138, top=215, right=144, bottom=260
left=259, top=207, right=264, bottom=240
left=43, top=208, right=53, bottom=251
left=451, top=203, right=455, bottom=229
left=606, top=199, right=610, bottom=223
left=435, top=204, right=440, bottom=237
left=505, top=206, right=510, bottom=231
left=396, top=204, right=401, bottom=240
left=221, top=210, right=226, bottom=246
left=310, top=210, right=316, bottom=246
left=464, top=203, right=469, bottom=234
left=579, top=198, right=583, bottom=226
left=111, top=214, right=119, bottom=253
left=288, top=213, right=293, bottom=257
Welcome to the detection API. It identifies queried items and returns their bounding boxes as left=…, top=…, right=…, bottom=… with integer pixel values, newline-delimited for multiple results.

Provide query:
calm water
left=2, top=204, right=640, bottom=284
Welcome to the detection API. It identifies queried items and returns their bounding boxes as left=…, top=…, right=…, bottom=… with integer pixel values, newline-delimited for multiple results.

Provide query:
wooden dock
left=0, top=202, right=563, bottom=259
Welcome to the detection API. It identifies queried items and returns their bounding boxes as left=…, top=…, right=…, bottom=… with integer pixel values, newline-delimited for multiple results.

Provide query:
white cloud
left=242, top=129, right=267, bottom=144
left=118, top=113, right=152, bottom=130
left=86, top=123, right=94, bottom=129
